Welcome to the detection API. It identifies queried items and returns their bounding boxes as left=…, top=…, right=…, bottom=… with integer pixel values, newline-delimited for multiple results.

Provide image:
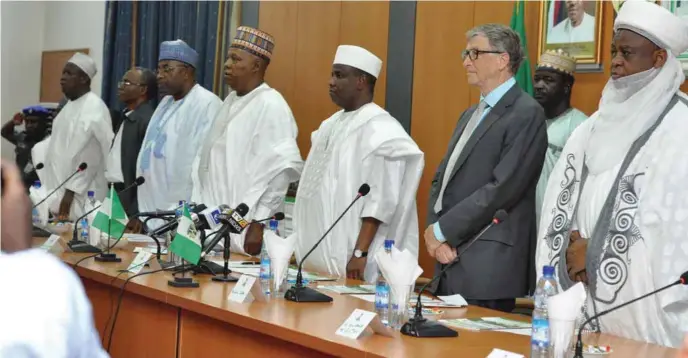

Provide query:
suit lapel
left=439, top=107, right=476, bottom=178
left=448, top=85, right=522, bottom=181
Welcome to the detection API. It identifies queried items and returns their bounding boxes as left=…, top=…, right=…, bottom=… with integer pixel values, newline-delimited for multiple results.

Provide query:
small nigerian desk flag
left=92, top=186, right=128, bottom=239
left=169, top=203, right=201, bottom=265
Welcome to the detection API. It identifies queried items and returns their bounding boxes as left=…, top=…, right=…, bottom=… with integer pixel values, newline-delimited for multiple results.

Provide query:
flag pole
left=95, top=183, right=122, bottom=262
left=168, top=202, right=199, bottom=288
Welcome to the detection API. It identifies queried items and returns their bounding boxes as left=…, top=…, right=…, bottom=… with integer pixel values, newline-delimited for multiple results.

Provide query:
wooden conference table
left=41, top=239, right=677, bottom=358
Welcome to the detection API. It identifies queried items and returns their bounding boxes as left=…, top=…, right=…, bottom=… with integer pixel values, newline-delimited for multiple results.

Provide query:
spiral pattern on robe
left=611, top=233, right=629, bottom=255
left=614, top=209, right=633, bottom=232
left=620, top=189, right=638, bottom=205
left=599, top=255, right=626, bottom=287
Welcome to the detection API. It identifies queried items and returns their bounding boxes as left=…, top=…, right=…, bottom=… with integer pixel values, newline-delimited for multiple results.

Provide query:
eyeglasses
left=118, top=80, right=143, bottom=88
left=156, top=64, right=188, bottom=75
left=461, top=49, right=504, bottom=61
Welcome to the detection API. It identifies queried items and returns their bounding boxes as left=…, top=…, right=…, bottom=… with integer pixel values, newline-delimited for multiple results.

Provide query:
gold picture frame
left=538, top=0, right=604, bottom=72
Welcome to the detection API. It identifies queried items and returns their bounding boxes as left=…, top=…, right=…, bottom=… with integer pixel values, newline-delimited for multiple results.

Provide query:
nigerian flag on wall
left=510, top=0, right=534, bottom=96
left=169, top=203, right=201, bottom=265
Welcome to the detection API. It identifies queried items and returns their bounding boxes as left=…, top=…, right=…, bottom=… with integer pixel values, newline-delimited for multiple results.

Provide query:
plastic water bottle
left=531, top=265, right=559, bottom=358
left=79, top=191, right=96, bottom=243
left=269, top=219, right=280, bottom=237
left=259, top=241, right=271, bottom=296
left=87, top=190, right=96, bottom=206
left=375, top=239, right=395, bottom=325
left=31, top=181, right=42, bottom=225
left=175, top=200, right=185, bottom=219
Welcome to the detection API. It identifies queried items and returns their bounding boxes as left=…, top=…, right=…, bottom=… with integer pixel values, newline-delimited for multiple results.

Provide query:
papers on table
left=317, top=285, right=376, bottom=294
left=350, top=293, right=465, bottom=308
left=440, top=317, right=531, bottom=332
left=210, top=261, right=336, bottom=282
left=133, top=246, right=168, bottom=255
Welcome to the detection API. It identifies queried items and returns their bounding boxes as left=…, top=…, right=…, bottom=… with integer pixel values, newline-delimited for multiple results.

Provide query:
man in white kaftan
left=36, top=53, right=113, bottom=221
left=292, top=45, right=424, bottom=283
left=548, top=0, right=596, bottom=44
left=192, top=27, right=303, bottom=255
left=137, top=40, right=221, bottom=228
left=536, top=1, right=688, bottom=348
left=533, top=49, right=588, bottom=225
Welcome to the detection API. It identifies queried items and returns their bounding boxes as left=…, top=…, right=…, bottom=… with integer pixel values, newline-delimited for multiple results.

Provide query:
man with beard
left=192, top=27, right=303, bottom=255
left=39, top=53, right=113, bottom=220
left=1, top=106, right=53, bottom=189
left=533, top=49, right=587, bottom=224
left=536, top=1, right=688, bottom=347
left=137, top=40, right=221, bottom=229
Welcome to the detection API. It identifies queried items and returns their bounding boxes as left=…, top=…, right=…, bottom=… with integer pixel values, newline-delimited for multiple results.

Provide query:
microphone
left=401, top=209, right=509, bottom=337
left=35, top=162, right=44, bottom=170
left=573, top=271, right=688, bottom=358
left=31, top=162, right=88, bottom=209
left=67, top=177, right=146, bottom=253
left=285, top=183, right=371, bottom=303
left=252, top=212, right=285, bottom=224
left=209, top=203, right=251, bottom=283
left=199, top=203, right=250, bottom=258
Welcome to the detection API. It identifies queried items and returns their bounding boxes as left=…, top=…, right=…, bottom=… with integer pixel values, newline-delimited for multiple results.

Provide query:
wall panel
left=411, top=1, right=476, bottom=275
left=259, top=2, right=299, bottom=111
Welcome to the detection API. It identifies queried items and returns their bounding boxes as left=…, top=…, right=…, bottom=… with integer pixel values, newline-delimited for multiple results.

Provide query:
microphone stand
left=95, top=196, right=121, bottom=262
left=192, top=230, right=225, bottom=275
left=573, top=277, right=686, bottom=358
left=211, top=226, right=238, bottom=282
left=401, top=214, right=506, bottom=337
left=284, top=194, right=365, bottom=303
left=143, top=216, right=180, bottom=270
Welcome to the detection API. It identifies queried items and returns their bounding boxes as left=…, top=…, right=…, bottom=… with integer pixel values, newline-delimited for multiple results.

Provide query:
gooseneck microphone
left=67, top=176, right=146, bottom=253
left=401, top=209, right=509, bottom=338
left=285, top=183, right=371, bottom=303
left=35, top=162, right=44, bottom=170
left=32, top=162, right=88, bottom=209
left=572, top=271, right=688, bottom=358
left=252, top=212, right=285, bottom=224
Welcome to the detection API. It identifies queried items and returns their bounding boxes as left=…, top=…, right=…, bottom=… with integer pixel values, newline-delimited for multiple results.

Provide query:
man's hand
left=435, top=243, right=457, bottom=264
left=12, top=112, right=24, bottom=125
left=243, top=222, right=265, bottom=256
left=1, top=160, right=33, bottom=252
left=678, top=334, right=688, bottom=358
left=58, top=190, right=75, bottom=221
left=125, top=217, right=143, bottom=233
left=347, top=256, right=367, bottom=280
left=566, top=231, right=588, bottom=283
left=424, top=224, right=442, bottom=258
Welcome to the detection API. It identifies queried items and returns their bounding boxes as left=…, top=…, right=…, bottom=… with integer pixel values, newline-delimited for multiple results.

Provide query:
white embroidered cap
left=67, top=52, right=97, bottom=79
left=614, top=1, right=688, bottom=56
left=333, top=45, right=383, bottom=79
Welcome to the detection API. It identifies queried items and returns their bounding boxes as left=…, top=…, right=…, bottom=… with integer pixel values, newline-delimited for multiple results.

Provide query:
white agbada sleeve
left=360, top=155, right=405, bottom=224
left=253, top=171, right=291, bottom=220
left=64, top=102, right=113, bottom=195
left=166, top=97, right=221, bottom=205
left=0, top=249, right=108, bottom=358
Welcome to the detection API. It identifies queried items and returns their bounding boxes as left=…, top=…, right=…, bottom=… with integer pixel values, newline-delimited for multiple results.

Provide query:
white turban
left=614, top=1, right=688, bottom=56
left=67, top=52, right=97, bottom=79
left=333, top=45, right=383, bottom=79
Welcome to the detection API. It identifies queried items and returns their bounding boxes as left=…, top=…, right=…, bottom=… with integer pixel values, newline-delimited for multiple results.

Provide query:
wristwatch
left=353, top=249, right=368, bottom=258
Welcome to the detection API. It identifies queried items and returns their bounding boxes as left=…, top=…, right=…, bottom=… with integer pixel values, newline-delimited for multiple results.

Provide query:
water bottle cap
left=269, top=219, right=278, bottom=229
left=384, top=239, right=394, bottom=249
left=33, top=180, right=41, bottom=188
left=87, top=191, right=95, bottom=197
left=179, top=200, right=184, bottom=205
left=543, top=265, right=555, bottom=276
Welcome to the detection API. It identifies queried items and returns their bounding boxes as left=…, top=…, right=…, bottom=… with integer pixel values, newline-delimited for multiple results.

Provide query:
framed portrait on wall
left=538, top=0, right=603, bottom=72
left=661, top=0, right=688, bottom=74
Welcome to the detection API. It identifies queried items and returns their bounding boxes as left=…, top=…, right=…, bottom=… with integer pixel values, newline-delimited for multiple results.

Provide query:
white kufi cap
left=67, top=52, right=97, bottom=79
left=333, top=45, right=383, bottom=78
left=614, top=1, right=688, bottom=57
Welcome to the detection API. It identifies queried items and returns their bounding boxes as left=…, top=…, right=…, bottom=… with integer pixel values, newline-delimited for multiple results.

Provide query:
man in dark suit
left=425, top=23, right=548, bottom=313
left=105, top=67, right=157, bottom=221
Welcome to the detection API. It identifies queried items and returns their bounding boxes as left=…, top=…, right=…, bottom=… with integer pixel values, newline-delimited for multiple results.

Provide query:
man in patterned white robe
left=536, top=1, right=688, bottom=348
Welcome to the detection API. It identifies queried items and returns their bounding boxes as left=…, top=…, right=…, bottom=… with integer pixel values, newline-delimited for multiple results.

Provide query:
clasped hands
left=423, top=225, right=457, bottom=264
left=566, top=230, right=588, bottom=284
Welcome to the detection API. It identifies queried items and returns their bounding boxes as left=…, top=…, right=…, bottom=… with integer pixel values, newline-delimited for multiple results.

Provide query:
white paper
left=126, top=251, right=152, bottom=275
left=228, top=275, right=257, bottom=303
left=438, top=294, right=468, bottom=307
left=224, top=265, right=261, bottom=277
left=133, top=246, right=168, bottom=254
left=40, top=234, right=61, bottom=251
left=486, top=348, right=525, bottom=358
left=335, top=309, right=377, bottom=339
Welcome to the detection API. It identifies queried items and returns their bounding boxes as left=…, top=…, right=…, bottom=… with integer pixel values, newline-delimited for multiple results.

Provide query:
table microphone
left=285, top=183, right=370, bottom=303
left=401, top=209, right=508, bottom=338
left=573, top=270, right=688, bottom=358
left=67, top=176, right=146, bottom=253
left=35, top=162, right=44, bottom=170
left=253, top=212, right=285, bottom=224
left=31, top=162, right=87, bottom=208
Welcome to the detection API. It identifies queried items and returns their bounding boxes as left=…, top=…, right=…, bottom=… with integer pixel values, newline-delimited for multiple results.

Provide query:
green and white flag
left=169, top=203, right=201, bottom=265
left=92, top=185, right=129, bottom=239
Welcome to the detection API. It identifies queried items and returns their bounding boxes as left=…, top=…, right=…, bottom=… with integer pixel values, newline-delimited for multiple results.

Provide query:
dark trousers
left=466, top=298, right=516, bottom=313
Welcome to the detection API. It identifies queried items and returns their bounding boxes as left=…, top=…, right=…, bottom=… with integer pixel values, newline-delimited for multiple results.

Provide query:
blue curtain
left=101, top=1, right=232, bottom=107
left=102, top=1, right=135, bottom=109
